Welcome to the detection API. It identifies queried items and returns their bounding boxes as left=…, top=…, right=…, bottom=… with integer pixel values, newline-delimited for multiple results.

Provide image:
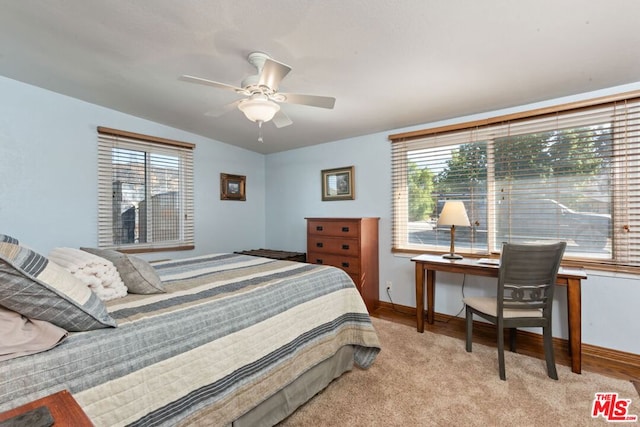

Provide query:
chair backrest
left=497, top=242, right=567, bottom=315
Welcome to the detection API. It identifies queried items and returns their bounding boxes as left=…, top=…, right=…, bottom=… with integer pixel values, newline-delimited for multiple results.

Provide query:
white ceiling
left=1, top=1, right=640, bottom=154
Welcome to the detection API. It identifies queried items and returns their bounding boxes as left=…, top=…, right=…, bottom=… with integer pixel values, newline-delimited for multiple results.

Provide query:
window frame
left=97, top=127, right=195, bottom=253
left=390, top=91, right=640, bottom=274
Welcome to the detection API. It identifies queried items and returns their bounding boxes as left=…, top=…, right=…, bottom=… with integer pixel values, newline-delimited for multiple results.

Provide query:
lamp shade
left=238, top=96, right=280, bottom=123
left=437, top=201, right=471, bottom=227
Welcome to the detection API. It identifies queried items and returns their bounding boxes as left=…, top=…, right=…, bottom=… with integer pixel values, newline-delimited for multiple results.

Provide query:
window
left=97, top=127, right=194, bottom=252
left=391, top=94, right=640, bottom=269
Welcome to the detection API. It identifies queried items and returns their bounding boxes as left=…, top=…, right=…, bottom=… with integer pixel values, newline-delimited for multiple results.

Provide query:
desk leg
left=426, top=269, right=435, bottom=325
left=566, top=278, right=582, bottom=374
left=415, top=263, right=425, bottom=333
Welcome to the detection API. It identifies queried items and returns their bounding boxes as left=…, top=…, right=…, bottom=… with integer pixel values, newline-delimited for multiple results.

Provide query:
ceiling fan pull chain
left=257, top=120, right=264, bottom=143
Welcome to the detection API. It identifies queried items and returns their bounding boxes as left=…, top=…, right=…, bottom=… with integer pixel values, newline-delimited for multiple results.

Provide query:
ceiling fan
left=180, top=52, right=336, bottom=133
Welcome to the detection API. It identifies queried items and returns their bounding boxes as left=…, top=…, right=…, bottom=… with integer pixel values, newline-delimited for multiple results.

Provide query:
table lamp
left=437, top=201, right=470, bottom=259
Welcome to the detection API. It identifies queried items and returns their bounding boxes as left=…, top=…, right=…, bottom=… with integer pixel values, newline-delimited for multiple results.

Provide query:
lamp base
left=442, top=253, right=463, bottom=260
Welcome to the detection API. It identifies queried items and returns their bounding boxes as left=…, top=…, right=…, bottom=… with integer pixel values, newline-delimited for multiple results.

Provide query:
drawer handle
left=341, top=227, right=350, bottom=232
left=341, top=262, right=350, bottom=268
left=316, top=259, right=324, bottom=264
left=341, top=244, right=350, bottom=250
left=316, top=226, right=324, bottom=231
left=316, top=242, right=324, bottom=248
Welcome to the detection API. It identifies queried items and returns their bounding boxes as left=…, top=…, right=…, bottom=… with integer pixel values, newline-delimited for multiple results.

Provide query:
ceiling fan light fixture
left=238, top=96, right=280, bottom=123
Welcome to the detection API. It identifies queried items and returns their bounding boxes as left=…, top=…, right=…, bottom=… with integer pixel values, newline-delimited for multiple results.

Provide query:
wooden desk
left=412, top=254, right=587, bottom=374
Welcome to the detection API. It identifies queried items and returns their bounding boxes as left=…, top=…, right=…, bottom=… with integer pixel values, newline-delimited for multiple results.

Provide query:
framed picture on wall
left=321, top=166, right=355, bottom=201
left=220, top=173, right=246, bottom=201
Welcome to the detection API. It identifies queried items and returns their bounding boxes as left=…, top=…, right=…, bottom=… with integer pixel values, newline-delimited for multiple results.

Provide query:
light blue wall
left=0, top=76, right=266, bottom=259
left=265, top=82, right=640, bottom=355
left=265, top=135, right=390, bottom=251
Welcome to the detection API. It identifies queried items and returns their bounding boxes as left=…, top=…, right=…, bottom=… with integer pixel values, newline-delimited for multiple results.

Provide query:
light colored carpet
left=279, top=317, right=639, bottom=426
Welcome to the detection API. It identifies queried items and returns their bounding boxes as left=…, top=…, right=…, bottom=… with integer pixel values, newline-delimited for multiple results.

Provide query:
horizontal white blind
left=612, top=101, right=640, bottom=265
left=97, top=130, right=194, bottom=251
left=392, top=134, right=489, bottom=253
left=391, top=97, right=640, bottom=268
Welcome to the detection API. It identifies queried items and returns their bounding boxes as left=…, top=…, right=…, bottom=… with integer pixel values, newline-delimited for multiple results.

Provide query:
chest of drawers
left=306, top=217, right=379, bottom=312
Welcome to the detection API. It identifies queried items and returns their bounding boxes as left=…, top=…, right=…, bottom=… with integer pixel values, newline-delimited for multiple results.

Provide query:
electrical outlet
left=386, top=280, right=392, bottom=291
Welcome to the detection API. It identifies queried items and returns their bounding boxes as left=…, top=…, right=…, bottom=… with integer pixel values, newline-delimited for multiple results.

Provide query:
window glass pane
left=112, top=148, right=145, bottom=244
left=494, top=125, right=613, bottom=259
left=111, top=149, right=184, bottom=245
left=144, top=153, right=181, bottom=242
left=406, top=141, right=488, bottom=252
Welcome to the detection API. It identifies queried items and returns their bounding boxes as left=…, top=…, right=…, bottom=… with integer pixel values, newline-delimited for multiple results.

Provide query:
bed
left=0, top=249, right=381, bottom=426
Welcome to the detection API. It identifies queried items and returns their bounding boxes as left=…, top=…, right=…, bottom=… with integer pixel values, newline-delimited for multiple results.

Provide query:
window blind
left=391, top=96, right=640, bottom=269
left=97, top=128, right=195, bottom=252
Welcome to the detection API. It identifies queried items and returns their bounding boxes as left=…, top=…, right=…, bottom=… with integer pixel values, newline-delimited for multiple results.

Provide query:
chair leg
left=509, top=327, right=517, bottom=352
left=497, top=327, right=506, bottom=380
left=543, top=326, right=558, bottom=380
left=465, top=307, right=473, bottom=352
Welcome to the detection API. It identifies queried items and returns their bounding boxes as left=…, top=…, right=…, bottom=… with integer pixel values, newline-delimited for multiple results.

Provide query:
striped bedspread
left=0, top=253, right=380, bottom=426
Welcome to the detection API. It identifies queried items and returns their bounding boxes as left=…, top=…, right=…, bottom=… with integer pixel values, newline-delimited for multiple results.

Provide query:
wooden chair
left=464, top=241, right=566, bottom=380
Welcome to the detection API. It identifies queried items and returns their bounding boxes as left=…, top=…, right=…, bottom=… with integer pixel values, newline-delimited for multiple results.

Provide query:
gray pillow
left=0, top=234, right=19, bottom=244
left=80, top=248, right=165, bottom=294
left=0, top=242, right=117, bottom=331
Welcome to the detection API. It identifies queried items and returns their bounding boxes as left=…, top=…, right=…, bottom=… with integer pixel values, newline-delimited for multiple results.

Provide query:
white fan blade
left=258, top=58, right=291, bottom=91
left=204, top=99, right=242, bottom=118
left=272, top=110, right=293, bottom=128
left=179, top=75, right=247, bottom=94
left=280, top=93, right=336, bottom=109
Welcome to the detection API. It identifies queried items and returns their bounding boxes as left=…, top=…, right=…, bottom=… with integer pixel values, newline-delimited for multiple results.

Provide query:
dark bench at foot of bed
left=234, top=249, right=306, bottom=263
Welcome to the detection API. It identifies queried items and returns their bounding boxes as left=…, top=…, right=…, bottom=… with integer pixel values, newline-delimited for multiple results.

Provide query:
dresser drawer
left=307, top=236, right=360, bottom=257
left=307, top=252, right=360, bottom=275
left=307, top=220, right=359, bottom=237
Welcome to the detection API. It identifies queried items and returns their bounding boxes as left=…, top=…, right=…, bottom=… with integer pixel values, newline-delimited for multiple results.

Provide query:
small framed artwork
left=321, top=166, right=355, bottom=201
left=220, top=173, right=246, bottom=201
